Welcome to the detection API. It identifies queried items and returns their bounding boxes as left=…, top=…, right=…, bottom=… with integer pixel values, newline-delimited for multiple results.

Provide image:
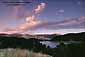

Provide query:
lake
left=40, top=41, right=80, bottom=48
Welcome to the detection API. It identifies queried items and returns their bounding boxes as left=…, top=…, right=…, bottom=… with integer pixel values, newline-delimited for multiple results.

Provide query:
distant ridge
left=0, top=32, right=85, bottom=40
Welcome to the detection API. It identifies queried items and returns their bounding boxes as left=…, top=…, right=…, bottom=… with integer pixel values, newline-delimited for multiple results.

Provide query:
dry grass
left=0, top=48, right=52, bottom=57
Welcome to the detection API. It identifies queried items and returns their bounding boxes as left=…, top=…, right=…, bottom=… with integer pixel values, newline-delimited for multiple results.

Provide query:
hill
left=51, top=32, right=85, bottom=41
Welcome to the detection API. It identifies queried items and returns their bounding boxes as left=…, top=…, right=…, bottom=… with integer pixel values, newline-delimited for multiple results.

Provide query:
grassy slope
left=0, top=48, right=52, bottom=57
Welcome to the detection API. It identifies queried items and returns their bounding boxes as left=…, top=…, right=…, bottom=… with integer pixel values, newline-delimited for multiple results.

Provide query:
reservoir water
left=40, top=41, right=80, bottom=48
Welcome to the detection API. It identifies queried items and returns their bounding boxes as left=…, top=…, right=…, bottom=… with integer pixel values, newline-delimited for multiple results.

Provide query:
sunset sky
left=0, top=0, right=85, bottom=34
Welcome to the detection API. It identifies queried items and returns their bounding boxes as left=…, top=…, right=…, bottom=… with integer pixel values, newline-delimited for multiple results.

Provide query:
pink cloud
left=34, top=3, right=46, bottom=14
left=2, top=16, right=85, bottom=34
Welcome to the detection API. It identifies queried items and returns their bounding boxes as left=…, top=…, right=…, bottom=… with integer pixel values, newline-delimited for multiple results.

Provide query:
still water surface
left=40, top=41, right=80, bottom=48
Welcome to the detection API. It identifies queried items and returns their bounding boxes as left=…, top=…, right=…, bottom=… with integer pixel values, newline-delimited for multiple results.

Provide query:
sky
left=0, top=0, right=85, bottom=34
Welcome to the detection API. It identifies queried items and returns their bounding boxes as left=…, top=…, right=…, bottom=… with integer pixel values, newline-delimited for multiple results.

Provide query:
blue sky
left=0, top=0, right=85, bottom=34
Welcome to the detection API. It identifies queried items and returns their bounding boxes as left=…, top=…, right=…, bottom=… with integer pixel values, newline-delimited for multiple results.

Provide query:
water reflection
left=40, top=41, right=80, bottom=48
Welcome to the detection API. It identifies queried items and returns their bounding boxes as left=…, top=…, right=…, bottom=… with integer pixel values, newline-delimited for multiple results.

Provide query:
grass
left=0, top=48, right=52, bottom=57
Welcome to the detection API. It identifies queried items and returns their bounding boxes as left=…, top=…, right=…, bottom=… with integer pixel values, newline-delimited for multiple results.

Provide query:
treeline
left=51, top=32, right=85, bottom=41
left=0, top=36, right=44, bottom=49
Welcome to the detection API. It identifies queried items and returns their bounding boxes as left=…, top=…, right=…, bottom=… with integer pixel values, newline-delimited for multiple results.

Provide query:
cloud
left=3, top=19, right=41, bottom=34
left=3, top=16, right=85, bottom=34
left=16, top=21, right=41, bottom=32
left=56, top=9, right=64, bottom=16
left=58, top=9, right=64, bottom=13
left=26, top=15, right=36, bottom=22
left=45, top=16, right=85, bottom=29
left=9, top=0, right=31, bottom=20
left=34, top=3, right=46, bottom=14
left=0, top=22, right=9, bottom=31
left=4, top=2, right=46, bottom=34
left=2, top=1, right=85, bottom=34
left=3, top=14, right=42, bottom=34
left=11, top=5, right=30, bottom=20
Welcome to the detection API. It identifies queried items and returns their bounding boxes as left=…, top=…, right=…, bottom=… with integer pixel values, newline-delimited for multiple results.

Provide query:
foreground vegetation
left=0, top=49, right=51, bottom=57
